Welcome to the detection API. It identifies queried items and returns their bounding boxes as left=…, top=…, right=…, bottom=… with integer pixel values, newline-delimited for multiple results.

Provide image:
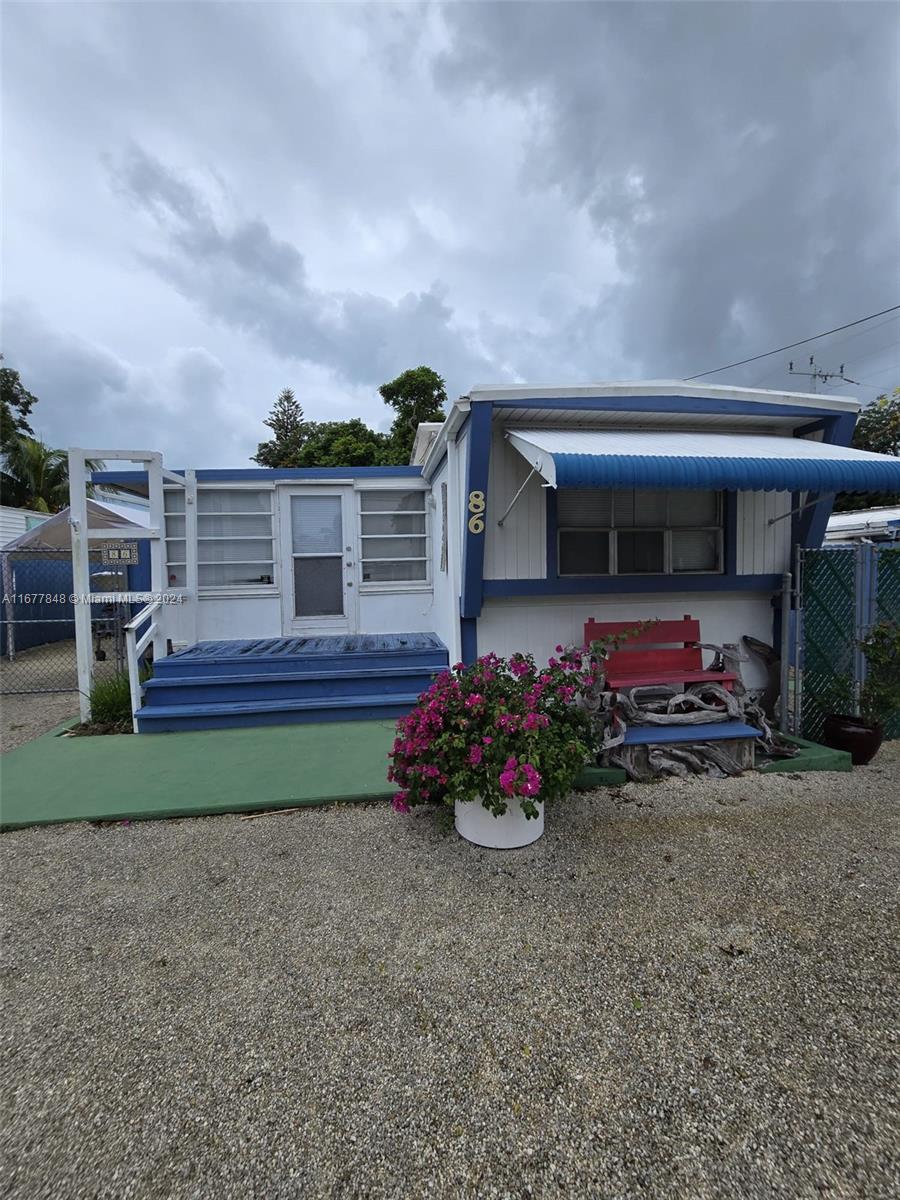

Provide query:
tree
left=1, top=437, right=100, bottom=513
left=379, top=366, right=447, bottom=463
left=252, top=388, right=307, bottom=467
left=293, top=419, right=391, bottom=468
left=834, top=387, right=900, bottom=512
left=0, top=356, right=37, bottom=453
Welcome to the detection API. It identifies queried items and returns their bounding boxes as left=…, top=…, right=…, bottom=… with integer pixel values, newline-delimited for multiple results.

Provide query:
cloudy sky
left=3, top=1, right=898, bottom=467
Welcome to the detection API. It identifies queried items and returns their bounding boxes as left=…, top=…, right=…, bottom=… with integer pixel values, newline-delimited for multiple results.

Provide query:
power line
left=683, top=304, right=900, bottom=381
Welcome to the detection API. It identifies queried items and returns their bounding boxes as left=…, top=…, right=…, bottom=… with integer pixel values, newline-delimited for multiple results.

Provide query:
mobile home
left=71, top=381, right=900, bottom=731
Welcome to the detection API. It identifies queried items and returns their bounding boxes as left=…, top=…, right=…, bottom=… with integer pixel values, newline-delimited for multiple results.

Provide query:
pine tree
left=252, top=388, right=307, bottom=467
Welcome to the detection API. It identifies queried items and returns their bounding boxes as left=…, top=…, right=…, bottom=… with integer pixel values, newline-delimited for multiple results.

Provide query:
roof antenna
left=788, top=356, right=858, bottom=393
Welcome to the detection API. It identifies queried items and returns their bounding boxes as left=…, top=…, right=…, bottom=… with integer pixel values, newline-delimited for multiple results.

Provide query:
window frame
left=355, top=484, right=431, bottom=593
left=555, top=489, right=725, bottom=579
left=164, top=484, right=278, bottom=596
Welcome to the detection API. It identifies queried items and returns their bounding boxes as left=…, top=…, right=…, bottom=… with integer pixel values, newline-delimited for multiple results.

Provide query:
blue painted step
left=622, top=720, right=761, bottom=746
left=142, top=665, right=442, bottom=706
left=136, top=693, right=421, bottom=733
left=155, top=638, right=448, bottom=678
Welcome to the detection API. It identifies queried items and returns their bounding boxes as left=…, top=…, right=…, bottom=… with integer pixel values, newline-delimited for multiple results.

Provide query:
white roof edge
left=467, top=380, right=860, bottom=413
left=420, top=397, right=471, bottom=479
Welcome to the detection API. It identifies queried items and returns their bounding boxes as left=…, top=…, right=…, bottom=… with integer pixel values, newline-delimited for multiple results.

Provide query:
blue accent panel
left=460, top=400, right=492, bottom=619
left=549, top=451, right=900, bottom=492
left=483, top=574, right=783, bottom=597
left=460, top=617, right=477, bottom=665
left=622, top=720, right=761, bottom=746
left=490, top=396, right=843, bottom=419
left=454, top=412, right=471, bottom=442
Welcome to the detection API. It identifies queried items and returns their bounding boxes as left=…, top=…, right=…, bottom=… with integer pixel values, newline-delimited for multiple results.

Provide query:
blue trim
left=483, top=574, right=783, bottom=597
left=490, top=395, right=844, bottom=419
left=460, top=617, right=477, bottom=665
left=548, top=452, right=900, bottom=491
left=798, top=412, right=858, bottom=548
left=94, top=466, right=423, bottom=487
left=460, top=401, right=492, bottom=619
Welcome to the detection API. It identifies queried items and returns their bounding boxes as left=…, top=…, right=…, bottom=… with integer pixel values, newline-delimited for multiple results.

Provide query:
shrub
left=388, top=647, right=599, bottom=820
left=88, top=667, right=151, bottom=727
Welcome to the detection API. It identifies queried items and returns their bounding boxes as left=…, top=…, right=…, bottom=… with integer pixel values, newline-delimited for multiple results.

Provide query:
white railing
left=124, top=599, right=162, bottom=733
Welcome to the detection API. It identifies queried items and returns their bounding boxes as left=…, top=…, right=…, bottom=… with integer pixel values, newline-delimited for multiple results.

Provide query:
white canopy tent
left=1, top=499, right=149, bottom=555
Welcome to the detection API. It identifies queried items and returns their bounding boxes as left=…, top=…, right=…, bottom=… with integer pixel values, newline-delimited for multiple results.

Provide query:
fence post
left=779, top=570, right=791, bottom=733
left=68, top=450, right=93, bottom=722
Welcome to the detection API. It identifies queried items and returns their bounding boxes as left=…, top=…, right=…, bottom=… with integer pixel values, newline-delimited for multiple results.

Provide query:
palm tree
left=0, top=436, right=101, bottom=513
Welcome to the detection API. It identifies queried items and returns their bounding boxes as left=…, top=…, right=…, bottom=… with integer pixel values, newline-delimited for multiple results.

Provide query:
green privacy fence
left=797, top=545, right=900, bottom=741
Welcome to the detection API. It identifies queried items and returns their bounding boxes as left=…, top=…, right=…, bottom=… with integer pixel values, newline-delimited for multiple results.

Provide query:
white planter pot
left=454, top=795, right=544, bottom=849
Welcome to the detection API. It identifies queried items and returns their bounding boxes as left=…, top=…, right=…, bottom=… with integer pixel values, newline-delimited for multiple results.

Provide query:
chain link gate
left=1, top=548, right=130, bottom=696
left=794, top=544, right=900, bottom=741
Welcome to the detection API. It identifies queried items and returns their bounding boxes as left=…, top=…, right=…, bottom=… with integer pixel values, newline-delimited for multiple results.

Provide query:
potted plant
left=819, top=621, right=899, bottom=765
left=388, top=647, right=598, bottom=848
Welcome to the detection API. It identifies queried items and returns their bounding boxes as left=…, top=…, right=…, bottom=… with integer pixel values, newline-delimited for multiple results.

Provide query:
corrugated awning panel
left=506, top=429, right=900, bottom=492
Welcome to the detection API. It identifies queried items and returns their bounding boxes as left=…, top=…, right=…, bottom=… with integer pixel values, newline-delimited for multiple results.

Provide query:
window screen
left=557, top=488, right=722, bottom=577
left=358, top=490, right=428, bottom=584
left=165, top=487, right=275, bottom=589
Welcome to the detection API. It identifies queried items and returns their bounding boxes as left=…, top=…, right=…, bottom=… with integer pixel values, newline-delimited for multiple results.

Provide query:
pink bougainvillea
left=387, top=646, right=596, bottom=820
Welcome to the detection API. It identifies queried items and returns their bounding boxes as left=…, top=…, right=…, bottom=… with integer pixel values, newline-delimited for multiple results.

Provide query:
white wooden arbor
left=68, top=449, right=197, bottom=724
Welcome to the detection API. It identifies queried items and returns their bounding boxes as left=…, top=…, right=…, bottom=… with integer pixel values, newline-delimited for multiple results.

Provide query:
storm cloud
left=2, top=2, right=897, bottom=466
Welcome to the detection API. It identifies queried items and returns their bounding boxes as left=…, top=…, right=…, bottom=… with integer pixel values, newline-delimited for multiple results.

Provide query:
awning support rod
left=497, top=466, right=539, bottom=527
left=768, top=496, right=823, bottom=526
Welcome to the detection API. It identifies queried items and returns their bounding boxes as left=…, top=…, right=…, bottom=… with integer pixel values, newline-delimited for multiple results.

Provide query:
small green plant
left=88, top=667, right=151, bottom=727
left=811, top=620, right=900, bottom=723
left=859, top=621, right=900, bottom=721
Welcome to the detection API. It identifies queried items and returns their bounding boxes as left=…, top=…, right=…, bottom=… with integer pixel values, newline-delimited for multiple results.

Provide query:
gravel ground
left=0, top=693, right=78, bottom=753
left=1, top=746, right=898, bottom=1200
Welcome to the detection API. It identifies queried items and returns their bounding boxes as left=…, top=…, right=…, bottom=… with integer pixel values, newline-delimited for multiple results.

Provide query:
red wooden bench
left=583, top=614, right=739, bottom=693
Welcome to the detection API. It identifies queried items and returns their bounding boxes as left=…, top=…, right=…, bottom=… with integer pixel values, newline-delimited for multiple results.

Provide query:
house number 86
left=467, top=490, right=485, bottom=534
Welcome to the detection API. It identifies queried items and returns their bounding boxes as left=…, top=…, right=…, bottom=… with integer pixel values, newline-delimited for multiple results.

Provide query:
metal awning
left=506, top=429, right=900, bottom=492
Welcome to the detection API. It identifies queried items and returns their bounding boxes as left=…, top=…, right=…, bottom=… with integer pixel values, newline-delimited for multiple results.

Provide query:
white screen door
left=280, top=490, right=355, bottom=634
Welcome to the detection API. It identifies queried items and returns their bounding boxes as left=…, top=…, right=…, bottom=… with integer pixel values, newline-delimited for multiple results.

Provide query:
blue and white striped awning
left=506, top=429, right=900, bottom=492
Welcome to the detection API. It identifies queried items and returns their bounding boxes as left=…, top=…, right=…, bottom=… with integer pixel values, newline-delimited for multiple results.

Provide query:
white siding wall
left=735, top=491, right=792, bottom=575
left=164, top=595, right=282, bottom=645
left=477, top=592, right=777, bottom=690
left=484, top=430, right=546, bottom=579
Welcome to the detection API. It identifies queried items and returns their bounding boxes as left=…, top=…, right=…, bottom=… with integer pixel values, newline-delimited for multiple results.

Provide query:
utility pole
left=788, top=356, right=858, bottom=392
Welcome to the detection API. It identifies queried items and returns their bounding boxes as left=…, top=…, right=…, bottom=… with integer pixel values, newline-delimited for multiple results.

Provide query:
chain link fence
left=1, top=549, right=130, bottom=695
left=795, top=544, right=900, bottom=741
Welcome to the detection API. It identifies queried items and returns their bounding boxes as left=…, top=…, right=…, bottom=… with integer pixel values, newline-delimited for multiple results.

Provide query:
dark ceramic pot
left=823, top=714, right=884, bottom=766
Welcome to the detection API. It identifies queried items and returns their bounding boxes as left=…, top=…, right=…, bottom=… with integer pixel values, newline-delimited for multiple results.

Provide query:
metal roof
left=506, top=429, right=900, bottom=492
left=468, top=380, right=860, bottom=412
